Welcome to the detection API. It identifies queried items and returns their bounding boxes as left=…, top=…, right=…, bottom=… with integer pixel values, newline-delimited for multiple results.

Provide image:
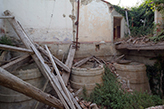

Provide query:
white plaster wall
left=0, top=0, right=5, bottom=36
left=79, top=0, right=112, bottom=42
left=2, top=0, right=73, bottom=43
left=155, top=10, right=164, bottom=30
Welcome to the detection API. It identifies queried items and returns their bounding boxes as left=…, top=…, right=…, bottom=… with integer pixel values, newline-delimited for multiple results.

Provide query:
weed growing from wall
left=0, top=35, right=13, bottom=55
left=0, top=35, right=12, bottom=46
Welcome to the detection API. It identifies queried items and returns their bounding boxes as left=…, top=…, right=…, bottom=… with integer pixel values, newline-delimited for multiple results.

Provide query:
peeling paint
left=79, top=0, right=112, bottom=42
left=81, top=0, right=92, bottom=5
left=69, top=0, right=76, bottom=42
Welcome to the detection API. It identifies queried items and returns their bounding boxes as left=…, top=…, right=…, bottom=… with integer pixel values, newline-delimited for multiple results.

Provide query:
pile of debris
left=115, top=36, right=164, bottom=50
left=0, top=10, right=150, bottom=109
left=0, top=10, right=85, bottom=109
left=0, top=10, right=109, bottom=109
left=146, top=105, right=164, bottom=109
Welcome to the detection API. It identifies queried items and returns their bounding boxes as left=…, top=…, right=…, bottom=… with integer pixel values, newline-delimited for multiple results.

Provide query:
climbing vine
left=113, top=1, right=154, bottom=37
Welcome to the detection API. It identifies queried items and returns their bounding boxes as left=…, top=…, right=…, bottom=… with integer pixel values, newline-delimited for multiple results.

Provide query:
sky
left=105, top=0, right=143, bottom=7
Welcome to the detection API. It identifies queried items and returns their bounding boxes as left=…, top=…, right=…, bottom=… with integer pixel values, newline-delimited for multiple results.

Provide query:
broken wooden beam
left=4, top=10, right=70, bottom=108
left=0, top=67, right=64, bottom=109
left=4, top=10, right=80, bottom=109
left=35, top=44, right=70, bottom=73
left=45, top=45, right=76, bottom=109
left=0, top=16, right=14, bottom=19
left=65, top=44, right=76, bottom=68
left=115, top=54, right=125, bottom=62
left=93, top=57, right=103, bottom=64
left=34, top=80, right=49, bottom=109
left=1, top=55, right=31, bottom=72
left=0, top=44, right=33, bottom=54
left=4, top=10, right=47, bottom=77
left=62, top=44, right=76, bottom=85
left=73, top=56, right=93, bottom=67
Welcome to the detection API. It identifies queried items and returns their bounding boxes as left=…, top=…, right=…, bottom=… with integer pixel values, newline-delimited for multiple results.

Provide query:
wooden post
left=34, top=80, right=49, bottom=109
left=0, top=44, right=33, bottom=54
left=62, top=44, right=76, bottom=85
left=0, top=67, right=64, bottom=109
left=35, top=44, right=70, bottom=73
left=4, top=10, right=70, bottom=109
left=73, top=56, right=93, bottom=67
left=1, top=55, right=31, bottom=72
left=125, top=9, right=131, bottom=36
left=45, top=45, right=76, bottom=109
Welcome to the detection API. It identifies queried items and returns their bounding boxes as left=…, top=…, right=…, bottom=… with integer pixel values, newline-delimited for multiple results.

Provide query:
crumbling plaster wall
left=78, top=0, right=126, bottom=42
left=1, top=0, right=121, bottom=59
left=155, top=10, right=164, bottom=32
left=3, top=0, right=73, bottom=43
left=79, top=0, right=112, bottom=42
left=0, top=0, right=5, bottom=36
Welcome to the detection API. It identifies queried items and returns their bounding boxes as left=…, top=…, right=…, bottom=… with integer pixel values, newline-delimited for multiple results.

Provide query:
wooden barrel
left=113, top=62, right=150, bottom=92
left=0, top=67, right=46, bottom=109
left=70, top=64, right=104, bottom=95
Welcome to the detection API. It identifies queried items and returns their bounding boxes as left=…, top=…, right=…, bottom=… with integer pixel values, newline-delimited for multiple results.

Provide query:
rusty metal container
left=70, top=64, right=104, bottom=95
left=113, top=62, right=150, bottom=92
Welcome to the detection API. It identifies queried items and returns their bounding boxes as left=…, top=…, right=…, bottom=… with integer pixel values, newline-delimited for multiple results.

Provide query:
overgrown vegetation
left=0, top=35, right=12, bottom=46
left=146, top=55, right=164, bottom=98
left=149, top=29, right=164, bottom=42
left=0, top=35, right=13, bottom=55
left=84, top=66, right=163, bottom=109
left=150, top=0, right=164, bottom=12
left=113, top=0, right=154, bottom=37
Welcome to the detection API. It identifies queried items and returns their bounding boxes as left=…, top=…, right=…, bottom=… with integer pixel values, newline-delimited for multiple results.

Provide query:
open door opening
left=113, top=17, right=122, bottom=40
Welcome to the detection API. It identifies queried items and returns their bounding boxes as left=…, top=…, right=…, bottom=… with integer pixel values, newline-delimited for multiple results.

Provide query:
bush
left=87, top=66, right=163, bottom=109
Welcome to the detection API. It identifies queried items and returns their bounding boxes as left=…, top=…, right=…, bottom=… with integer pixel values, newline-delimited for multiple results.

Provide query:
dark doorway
left=113, top=17, right=122, bottom=40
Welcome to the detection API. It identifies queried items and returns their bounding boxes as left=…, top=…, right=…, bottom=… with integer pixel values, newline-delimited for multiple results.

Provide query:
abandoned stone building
left=0, top=0, right=163, bottom=109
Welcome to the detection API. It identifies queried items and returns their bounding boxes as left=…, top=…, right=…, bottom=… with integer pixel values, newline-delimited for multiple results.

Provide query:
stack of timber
left=0, top=10, right=82, bottom=109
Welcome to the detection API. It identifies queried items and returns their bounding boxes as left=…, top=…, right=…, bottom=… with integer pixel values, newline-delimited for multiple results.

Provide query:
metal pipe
left=75, top=0, right=80, bottom=50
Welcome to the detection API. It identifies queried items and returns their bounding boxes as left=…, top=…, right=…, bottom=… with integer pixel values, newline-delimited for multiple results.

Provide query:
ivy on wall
left=113, top=1, right=154, bottom=37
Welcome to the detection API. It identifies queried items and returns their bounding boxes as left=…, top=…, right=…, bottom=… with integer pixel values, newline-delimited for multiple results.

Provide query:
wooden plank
left=1, top=55, right=31, bottom=72
left=128, top=45, right=164, bottom=50
left=93, top=57, right=102, bottom=64
left=73, top=56, right=93, bottom=67
left=115, top=44, right=129, bottom=50
left=62, top=44, right=76, bottom=85
left=34, top=80, right=49, bottom=109
left=69, top=91, right=82, bottom=109
left=45, top=45, right=76, bottom=109
left=35, top=44, right=70, bottom=73
left=0, top=16, right=14, bottom=19
left=0, top=67, right=64, bottom=109
left=4, top=11, right=70, bottom=109
left=4, top=10, right=46, bottom=76
left=65, top=44, right=76, bottom=68
left=116, top=43, right=164, bottom=51
left=0, top=44, right=33, bottom=53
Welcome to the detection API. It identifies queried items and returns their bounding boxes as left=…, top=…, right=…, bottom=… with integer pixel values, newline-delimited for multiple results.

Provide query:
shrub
left=87, top=66, right=163, bottom=109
